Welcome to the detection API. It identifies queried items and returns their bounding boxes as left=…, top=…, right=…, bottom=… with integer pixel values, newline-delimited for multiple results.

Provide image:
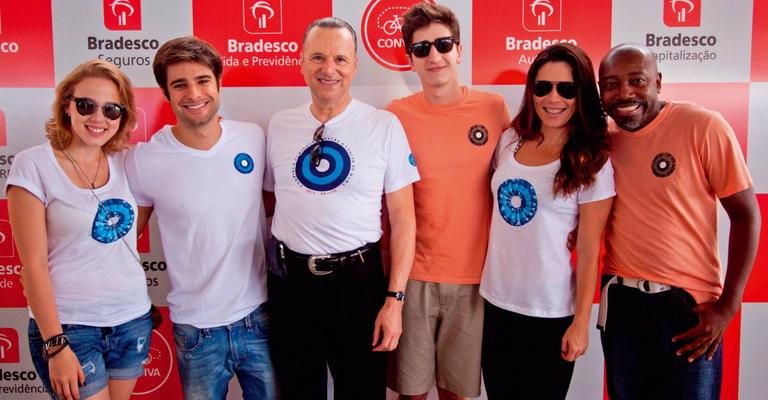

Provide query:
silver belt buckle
left=308, top=254, right=333, bottom=276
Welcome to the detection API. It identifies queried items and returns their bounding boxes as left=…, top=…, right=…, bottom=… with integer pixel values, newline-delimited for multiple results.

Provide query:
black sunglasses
left=310, top=124, right=325, bottom=167
left=408, top=36, right=458, bottom=58
left=73, top=97, right=126, bottom=121
left=533, top=81, right=577, bottom=100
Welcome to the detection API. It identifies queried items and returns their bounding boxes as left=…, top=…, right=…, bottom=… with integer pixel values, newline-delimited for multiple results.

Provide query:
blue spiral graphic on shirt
left=91, top=198, right=135, bottom=243
left=234, top=153, right=254, bottom=174
left=497, top=179, right=537, bottom=226
left=408, top=153, right=416, bottom=166
left=295, top=141, right=352, bottom=191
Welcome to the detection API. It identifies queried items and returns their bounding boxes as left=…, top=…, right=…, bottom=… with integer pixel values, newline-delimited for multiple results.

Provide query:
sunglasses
left=310, top=124, right=325, bottom=167
left=73, top=97, right=126, bottom=121
left=408, top=36, right=458, bottom=58
left=533, top=81, right=577, bottom=100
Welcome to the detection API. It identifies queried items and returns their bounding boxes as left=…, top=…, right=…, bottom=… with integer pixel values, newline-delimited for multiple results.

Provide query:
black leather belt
left=277, top=241, right=378, bottom=276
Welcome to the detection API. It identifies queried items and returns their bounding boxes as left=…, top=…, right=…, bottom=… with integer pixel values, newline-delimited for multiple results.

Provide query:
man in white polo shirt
left=125, top=36, right=274, bottom=400
left=265, top=17, right=419, bottom=400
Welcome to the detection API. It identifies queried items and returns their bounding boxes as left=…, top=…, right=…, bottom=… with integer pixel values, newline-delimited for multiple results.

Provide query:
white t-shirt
left=125, top=120, right=268, bottom=328
left=480, top=129, right=615, bottom=317
left=6, top=142, right=150, bottom=326
left=265, top=99, right=419, bottom=254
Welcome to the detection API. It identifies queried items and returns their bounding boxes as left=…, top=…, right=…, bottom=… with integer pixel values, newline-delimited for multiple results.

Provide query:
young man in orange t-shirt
left=385, top=3, right=510, bottom=400
left=597, top=43, right=761, bottom=399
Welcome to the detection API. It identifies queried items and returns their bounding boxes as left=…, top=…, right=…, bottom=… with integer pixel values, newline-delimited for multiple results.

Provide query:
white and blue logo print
left=91, top=198, right=135, bottom=243
left=294, top=140, right=352, bottom=192
left=497, top=179, right=537, bottom=226
left=408, top=153, right=416, bottom=166
left=234, top=152, right=255, bottom=174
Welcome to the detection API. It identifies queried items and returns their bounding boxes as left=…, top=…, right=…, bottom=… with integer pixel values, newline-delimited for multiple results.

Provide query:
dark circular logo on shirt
left=295, top=141, right=352, bottom=192
left=468, top=124, right=489, bottom=146
left=497, top=178, right=538, bottom=226
left=651, top=152, right=676, bottom=177
left=408, top=153, right=416, bottom=166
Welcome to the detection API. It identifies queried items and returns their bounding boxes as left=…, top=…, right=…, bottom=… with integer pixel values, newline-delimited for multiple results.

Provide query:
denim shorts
left=28, top=311, right=153, bottom=399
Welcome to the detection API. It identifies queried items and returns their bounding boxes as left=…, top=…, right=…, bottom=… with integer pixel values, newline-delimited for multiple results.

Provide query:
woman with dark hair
left=6, top=59, right=151, bottom=400
left=480, top=43, right=614, bottom=399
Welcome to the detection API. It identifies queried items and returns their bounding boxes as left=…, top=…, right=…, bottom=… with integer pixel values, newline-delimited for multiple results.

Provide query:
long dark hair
left=511, top=43, right=609, bottom=196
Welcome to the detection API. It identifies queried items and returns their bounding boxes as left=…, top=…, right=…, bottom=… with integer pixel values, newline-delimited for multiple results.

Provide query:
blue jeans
left=28, top=311, right=153, bottom=399
left=600, top=279, right=722, bottom=400
left=172, top=303, right=276, bottom=400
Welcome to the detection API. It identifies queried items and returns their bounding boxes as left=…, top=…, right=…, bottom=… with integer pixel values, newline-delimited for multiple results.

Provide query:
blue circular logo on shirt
left=295, top=141, right=352, bottom=192
left=234, top=153, right=254, bottom=174
left=408, top=153, right=416, bottom=166
left=92, top=198, right=134, bottom=243
left=497, top=179, right=537, bottom=226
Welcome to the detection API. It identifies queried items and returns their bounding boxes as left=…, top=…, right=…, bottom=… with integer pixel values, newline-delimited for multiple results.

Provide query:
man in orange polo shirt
left=385, top=3, right=510, bottom=399
left=598, top=43, right=761, bottom=399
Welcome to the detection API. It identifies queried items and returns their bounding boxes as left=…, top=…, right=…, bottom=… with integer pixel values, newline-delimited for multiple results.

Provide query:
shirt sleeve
left=578, top=157, right=616, bottom=204
left=5, top=149, right=47, bottom=205
left=123, top=144, right=154, bottom=207
left=699, top=111, right=753, bottom=198
left=383, top=112, right=420, bottom=194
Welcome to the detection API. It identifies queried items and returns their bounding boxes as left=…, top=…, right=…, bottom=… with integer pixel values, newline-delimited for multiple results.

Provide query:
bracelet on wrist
left=41, top=333, right=70, bottom=361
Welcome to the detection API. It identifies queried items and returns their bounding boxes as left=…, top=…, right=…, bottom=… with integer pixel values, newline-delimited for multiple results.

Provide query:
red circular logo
left=132, top=329, right=174, bottom=396
left=361, top=0, right=435, bottom=71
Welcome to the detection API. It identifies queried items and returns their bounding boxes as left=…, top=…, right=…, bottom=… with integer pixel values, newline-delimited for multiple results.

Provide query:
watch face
left=388, top=291, right=405, bottom=301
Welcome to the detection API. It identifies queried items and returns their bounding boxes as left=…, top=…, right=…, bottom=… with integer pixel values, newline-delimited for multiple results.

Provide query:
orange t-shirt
left=388, top=87, right=511, bottom=283
left=604, top=102, right=752, bottom=303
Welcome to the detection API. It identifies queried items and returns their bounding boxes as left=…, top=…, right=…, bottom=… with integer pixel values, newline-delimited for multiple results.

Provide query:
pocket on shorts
left=173, top=324, right=203, bottom=352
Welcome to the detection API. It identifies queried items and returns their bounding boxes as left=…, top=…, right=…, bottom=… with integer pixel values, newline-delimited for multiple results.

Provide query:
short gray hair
left=301, top=17, right=358, bottom=52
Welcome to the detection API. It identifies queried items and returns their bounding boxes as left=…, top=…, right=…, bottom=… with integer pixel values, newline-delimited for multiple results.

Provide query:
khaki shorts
left=387, top=280, right=484, bottom=397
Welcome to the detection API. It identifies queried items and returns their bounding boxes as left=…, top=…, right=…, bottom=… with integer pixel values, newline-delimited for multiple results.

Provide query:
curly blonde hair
left=46, top=59, right=137, bottom=154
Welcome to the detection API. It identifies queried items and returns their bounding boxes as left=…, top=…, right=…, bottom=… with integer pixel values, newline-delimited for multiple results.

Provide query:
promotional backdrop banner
left=0, top=1, right=766, bottom=399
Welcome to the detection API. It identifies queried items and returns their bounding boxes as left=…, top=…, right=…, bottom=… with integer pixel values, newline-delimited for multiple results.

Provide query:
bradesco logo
left=0, top=8, right=19, bottom=54
left=103, top=0, right=142, bottom=31
left=664, top=0, right=701, bottom=28
left=132, top=329, right=174, bottom=396
left=0, top=328, right=19, bottom=363
left=243, top=0, right=283, bottom=34
left=523, top=0, right=562, bottom=32
left=0, top=109, right=6, bottom=146
left=362, top=0, right=432, bottom=72
left=472, top=0, right=610, bottom=84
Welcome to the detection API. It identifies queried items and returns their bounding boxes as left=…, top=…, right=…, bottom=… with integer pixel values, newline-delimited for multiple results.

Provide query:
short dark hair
left=401, top=2, right=460, bottom=52
left=512, top=43, right=610, bottom=196
left=152, top=36, right=223, bottom=99
left=302, top=17, right=358, bottom=52
left=47, top=59, right=137, bottom=154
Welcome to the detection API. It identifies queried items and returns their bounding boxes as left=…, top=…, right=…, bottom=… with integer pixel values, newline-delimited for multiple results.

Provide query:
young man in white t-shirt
left=125, top=36, right=275, bottom=400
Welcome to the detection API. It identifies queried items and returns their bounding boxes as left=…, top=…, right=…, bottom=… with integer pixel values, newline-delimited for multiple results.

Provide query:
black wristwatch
left=385, top=291, right=405, bottom=301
